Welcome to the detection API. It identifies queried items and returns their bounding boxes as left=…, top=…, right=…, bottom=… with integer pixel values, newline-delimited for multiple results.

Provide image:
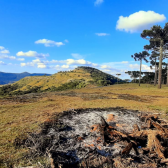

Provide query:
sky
left=0, top=0, right=168, bottom=79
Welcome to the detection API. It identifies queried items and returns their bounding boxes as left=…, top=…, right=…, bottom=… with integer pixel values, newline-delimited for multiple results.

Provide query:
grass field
left=1, top=83, right=168, bottom=167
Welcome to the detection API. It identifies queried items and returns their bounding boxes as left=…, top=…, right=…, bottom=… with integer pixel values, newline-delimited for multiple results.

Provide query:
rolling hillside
left=0, top=66, right=123, bottom=95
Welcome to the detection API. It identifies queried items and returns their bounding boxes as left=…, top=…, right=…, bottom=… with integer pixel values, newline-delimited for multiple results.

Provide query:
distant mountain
left=0, top=72, right=51, bottom=84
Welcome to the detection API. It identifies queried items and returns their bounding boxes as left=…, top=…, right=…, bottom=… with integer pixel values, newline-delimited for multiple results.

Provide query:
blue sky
left=0, top=0, right=168, bottom=79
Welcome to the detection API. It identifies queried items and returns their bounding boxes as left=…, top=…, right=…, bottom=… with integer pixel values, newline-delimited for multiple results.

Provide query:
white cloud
left=129, top=64, right=152, bottom=71
left=0, top=55, right=25, bottom=61
left=66, top=59, right=91, bottom=65
left=92, top=63, right=98, bottom=67
left=100, top=65, right=121, bottom=74
left=94, top=0, right=104, bottom=6
left=17, top=51, right=37, bottom=57
left=17, top=58, right=25, bottom=61
left=0, top=46, right=24, bottom=61
left=77, top=59, right=88, bottom=64
left=37, top=63, right=46, bottom=68
left=95, top=33, right=110, bottom=36
left=50, top=60, right=58, bottom=63
left=55, top=65, right=60, bottom=68
left=65, top=39, right=69, bottom=43
left=32, top=58, right=41, bottom=63
left=66, top=59, right=76, bottom=65
left=62, top=65, right=69, bottom=69
left=35, top=39, right=65, bottom=47
left=20, top=63, right=26, bottom=67
left=0, top=49, right=10, bottom=54
left=121, top=61, right=128, bottom=64
left=0, top=61, right=5, bottom=65
left=71, top=53, right=83, bottom=59
left=0, top=55, right=15, bottom=60
left=0, top=46, right=5, bottom=50
left=20, top=59, right=48, bottom=69
left=116, top=11, right=166, bottom=33
left=0, top=46, right=10, bottom=54
left=101, top=65, right=111, bottom=69
left=129, top=64, right=139, bottom=69
left=8, top=56, right=15, bottom=59
left=16, top=50, right=49, bottom=58
left=102, top=69, right=111, bottom=72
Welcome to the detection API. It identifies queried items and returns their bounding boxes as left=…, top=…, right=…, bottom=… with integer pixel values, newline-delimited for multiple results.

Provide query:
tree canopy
left=141, top=23, right=168, bottom=88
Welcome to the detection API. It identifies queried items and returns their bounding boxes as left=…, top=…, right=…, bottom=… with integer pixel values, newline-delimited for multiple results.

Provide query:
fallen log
left=151, top=119, right=167, bottom=134
left=160, top=158, right=168, bottom=164
left=121, top=142, right=133, bottom=155
left=129, top=129, right=165, bottom=159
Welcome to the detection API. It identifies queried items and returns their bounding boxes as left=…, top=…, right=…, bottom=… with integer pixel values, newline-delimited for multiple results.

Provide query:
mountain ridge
left=0, top=71, right=51, bottom=85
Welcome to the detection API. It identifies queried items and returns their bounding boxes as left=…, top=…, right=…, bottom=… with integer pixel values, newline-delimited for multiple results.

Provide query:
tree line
left=126, top=23, right=168, bottom=89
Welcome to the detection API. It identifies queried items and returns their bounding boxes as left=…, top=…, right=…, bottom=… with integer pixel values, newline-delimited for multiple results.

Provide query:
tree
left=141, top=72, right=155, bottom=84
left=163, top=44, right=168, bottom=86
left=116, top=73, right=121, bottom=84
left=124, top=79, right=130, bottom=83
left=149, top=51, right=159, bottom=86
left=125, top=71, right=140, bottom=83
left=147, top=44, right=168, bottom=86
left=141, top=23, right=168, bottom=89
left=131, top=51, right=149, bottom=86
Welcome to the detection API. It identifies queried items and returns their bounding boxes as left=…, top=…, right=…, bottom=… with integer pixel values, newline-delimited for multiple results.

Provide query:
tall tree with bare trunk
left=125, top=71, right=140, bottom=83
left=163, top=44, right=168, bottom=86
left=149, top=51, right=159, bottom=86
left=131, top=51, right=149, bottom=86
left=141, top=23, right=168, bottom=89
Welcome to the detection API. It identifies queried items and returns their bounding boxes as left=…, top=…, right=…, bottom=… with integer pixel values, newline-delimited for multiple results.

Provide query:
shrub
left=46, top=80, right=86, bottom=91
left=0, top=84, right=20, bottom=95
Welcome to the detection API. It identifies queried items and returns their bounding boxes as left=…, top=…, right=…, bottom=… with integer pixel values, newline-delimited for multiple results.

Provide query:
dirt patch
left=53, top=91, right=111, bottom=100
left=0, top=92, right=47, bottom=104
left=118, top=94, right=151, bottom=103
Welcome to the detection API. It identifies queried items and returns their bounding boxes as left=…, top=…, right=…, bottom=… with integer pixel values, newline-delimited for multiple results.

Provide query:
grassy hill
left=0, top=66, right=123, bottom=96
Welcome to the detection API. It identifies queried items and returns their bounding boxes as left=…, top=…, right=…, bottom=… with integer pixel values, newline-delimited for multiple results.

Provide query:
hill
left=0, top=72, right=51, bottom=84
left=0, top=66, right=123, bottom=95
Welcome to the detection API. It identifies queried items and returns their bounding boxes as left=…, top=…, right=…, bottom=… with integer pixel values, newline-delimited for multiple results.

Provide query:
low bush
left=46, top=80, right=86, bottom=91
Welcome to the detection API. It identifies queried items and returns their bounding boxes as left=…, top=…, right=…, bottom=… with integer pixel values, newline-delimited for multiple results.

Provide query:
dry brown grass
left=1, top=83, right=168, bottom=167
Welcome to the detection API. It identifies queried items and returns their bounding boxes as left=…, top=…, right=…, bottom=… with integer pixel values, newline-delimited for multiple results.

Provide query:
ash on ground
left=22, top=107, right=168, bottom=168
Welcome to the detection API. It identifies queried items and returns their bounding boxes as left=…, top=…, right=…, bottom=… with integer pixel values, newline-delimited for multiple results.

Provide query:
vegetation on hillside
left=46, top=79, right=87, bottom=91
left=77, top=66, right=123, bottom=85
left=0, top=67, right=124, bottom=96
